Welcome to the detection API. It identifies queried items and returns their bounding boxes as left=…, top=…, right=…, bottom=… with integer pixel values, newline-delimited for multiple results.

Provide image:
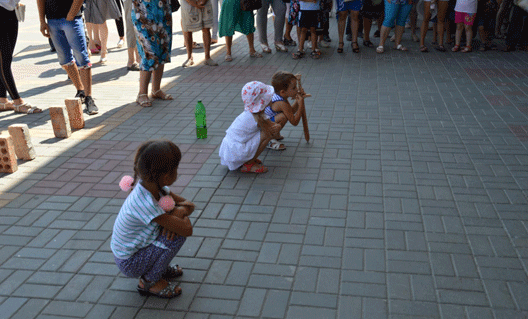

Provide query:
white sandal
left=0, top=101, right=14, bottom=111
left=13, top=102, right=42, bottom=114
left=376, top=46, right=384, bottom=54
left=266, top=139, right=286, bottom=151
left=261, top=44, right=272, bottom=53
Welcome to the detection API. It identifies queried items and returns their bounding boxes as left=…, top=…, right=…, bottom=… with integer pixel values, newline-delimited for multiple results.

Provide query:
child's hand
left=171, top=206, right=189, bottom=218
left=179, top=201, right=195, bottom=216
left=162, top=227, right=178, bottom=241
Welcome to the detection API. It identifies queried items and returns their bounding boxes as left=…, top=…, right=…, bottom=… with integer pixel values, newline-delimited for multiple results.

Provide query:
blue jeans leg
left=48, top=17, right=91, bottom=68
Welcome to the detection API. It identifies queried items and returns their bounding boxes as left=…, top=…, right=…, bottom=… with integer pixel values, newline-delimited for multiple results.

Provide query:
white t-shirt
left=219, top=110, right=261, bottom=170
left=111, top=183, right=168, bottom=259
left=0, top=0, right=19, bottom=11
left=454, top=0, right=478, bottom=14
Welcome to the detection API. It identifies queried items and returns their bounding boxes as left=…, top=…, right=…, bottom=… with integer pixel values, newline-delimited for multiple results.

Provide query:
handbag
left=240, top=0, right=262, bottom=11
left=171, top=0, right=181, bottom=12
left=15, top=3, right=26, bottom=22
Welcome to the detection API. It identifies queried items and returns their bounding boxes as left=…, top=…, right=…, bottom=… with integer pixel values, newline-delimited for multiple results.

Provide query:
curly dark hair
left=132, top=140, right=182, bottom=190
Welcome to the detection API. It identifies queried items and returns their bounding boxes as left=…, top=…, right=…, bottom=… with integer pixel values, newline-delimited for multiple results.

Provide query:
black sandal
left=137, top=277, right=182, bottom=299
left=337, top=42, right=344, bottom=53
left=292, top=50, right=305, bottom=59
left=162, top=265, right=183, bottom=280
left=363, top=40, right=374, bottom=47
left=352, top=42, right=360, bottom=53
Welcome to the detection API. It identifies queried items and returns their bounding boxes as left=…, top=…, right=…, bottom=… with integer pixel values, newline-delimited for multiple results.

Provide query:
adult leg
left=420, top=1, right=432, bottom=49
left=271, top=0, right=287, bottom=45
left=225, top=35, right=233, bottom=55
left=337, top=11, right=347, bottom=51
left=495, top=0, right=512, bottom=37
left=202, top=28, right=213, bottom=60
left=257, top=0, right=271, bottom=46
left=436, top=0, right=448, bottom=46
left=409, top=1, right=419, bottom=41
left=124, top=0, right=139, bottom=67
left=86, top=22, right=98, bottom=52
left=351, top=10, right=360, bottom=51
left=463, top=23, right=473, bottom=50
left=246, top=32, right=259, bottom=54
left=394, top=3, right=412, bottom=48
left=98, top=22, right=109, bottom=60
left=138, top=70, right=152, bottom=105
left=183, top=31, right=193, bottom=61
left=115, top=0, right=125, bottom=42
left=212, top=0, right=220, bottom=41
left=151, top=64, right=172, bottom=99
left=378, top=0, right=396, bottom=50
left=0, top=7, right=21, bottom=105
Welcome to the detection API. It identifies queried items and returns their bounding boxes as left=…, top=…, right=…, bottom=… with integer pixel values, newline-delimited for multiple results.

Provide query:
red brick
left=49, top=106, right=72, bottom=138
left=69, top=183, right=95, bottom=196
left=0, top=135, right=17, bottom=173
left=8, top=124, right=36, bottom=160
left=56, top=182, right=81, bottom=196
left=65, top=99, right=85, bottom=129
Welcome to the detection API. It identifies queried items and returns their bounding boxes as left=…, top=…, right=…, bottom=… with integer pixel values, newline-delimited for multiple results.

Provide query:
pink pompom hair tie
left=119, top=175, right=134, bottom=192
left=119, top=176, right=175, bottom=212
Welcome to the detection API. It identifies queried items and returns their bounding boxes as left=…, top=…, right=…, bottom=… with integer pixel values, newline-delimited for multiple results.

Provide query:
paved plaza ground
left=0, top=2, right=527, bottom=318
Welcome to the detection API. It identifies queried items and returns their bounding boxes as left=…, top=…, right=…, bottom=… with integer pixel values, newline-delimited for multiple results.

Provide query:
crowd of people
left=0, top=0, right=526, bottom=115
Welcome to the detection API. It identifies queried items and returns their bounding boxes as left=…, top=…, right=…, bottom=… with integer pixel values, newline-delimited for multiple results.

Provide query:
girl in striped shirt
left=111, top=140, right=194, bottom=299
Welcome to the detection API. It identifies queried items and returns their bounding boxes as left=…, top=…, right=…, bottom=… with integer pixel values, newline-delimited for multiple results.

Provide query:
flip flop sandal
left=204, top=58, right=218, bottom=66
left=152, top=90, right=174, bottom=100
left=267, top=139, right=286, bottom=150
left=192, top=42, right=203, bottom=49
left=13, top=103, right=42, bottom=114
left=376, top=46, right=384, bottom=54
left=461, top=46, right=472, bottom=53
left=137, top=277, right=182, bottom=298
left=452, top=45, right=460, bottom=52
left=136, top=94, right=152, bottom=107
left=225, top=55, right=233, bottom=62
left=127, top=62, right=140, bottom=71
left=275, top=43, right=288, bottom=52
left=240, top=161, right=268, bottom=173
left=250, top=51, right=263, bottom=58
left=395, top=44, right=408, bottom=51
left=363, top=40, right=374, bottom=47
left=182, top=58, right=194, bottom=67
left=162, top=265, right=183, bottom=280
left=310, top=50, right=321, bottom=59
left=420, top=45, right=429, bottom=52
left=435, top=45, right=447, bottom=52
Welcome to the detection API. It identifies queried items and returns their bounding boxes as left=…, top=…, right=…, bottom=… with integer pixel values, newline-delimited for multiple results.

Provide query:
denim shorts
left=48, top=17, right=91, bottom=68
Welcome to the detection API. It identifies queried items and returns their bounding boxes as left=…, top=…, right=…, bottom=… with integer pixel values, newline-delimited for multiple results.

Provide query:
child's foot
left=267, top=139, right=286, bottom=150
left=137, top=278, right=182, bottom=298
left=240, top=160, right=268, bottom=173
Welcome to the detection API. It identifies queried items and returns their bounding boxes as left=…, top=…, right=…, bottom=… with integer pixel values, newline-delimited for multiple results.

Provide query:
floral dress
left=288, top=0, right=300, bottom=25
left=131, top=0, right=172, bottom=71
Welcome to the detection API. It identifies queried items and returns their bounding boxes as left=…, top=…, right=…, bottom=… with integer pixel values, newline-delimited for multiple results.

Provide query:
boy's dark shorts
left=299, top=10, right=321, bottom=29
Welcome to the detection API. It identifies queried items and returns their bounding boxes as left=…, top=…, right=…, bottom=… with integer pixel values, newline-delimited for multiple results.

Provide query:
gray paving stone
left=10, top=298, right=49, bottom=319
left=0, top=297, right=27, bottom=319
left=189, top=297, right=239, bottom=315
left=261, top=290, right=290, bottom=318
left=42, top=300, right=93, bottom=317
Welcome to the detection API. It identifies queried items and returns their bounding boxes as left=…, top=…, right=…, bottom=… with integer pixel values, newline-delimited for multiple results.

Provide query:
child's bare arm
left=254, top=112, right=281, bottom=137
left=154, top=214, right=193, bottom=237
left=274, top=99, right=305, bottom=126
left=169, top=192, right=195, bottom=216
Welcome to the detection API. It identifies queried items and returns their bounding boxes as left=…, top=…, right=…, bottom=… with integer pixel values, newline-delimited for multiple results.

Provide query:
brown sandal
left=137, top=277, right=182, bottom=298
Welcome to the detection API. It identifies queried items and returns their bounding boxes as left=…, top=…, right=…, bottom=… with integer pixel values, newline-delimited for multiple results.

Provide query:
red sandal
left=240, top=160, right=268, bottom=173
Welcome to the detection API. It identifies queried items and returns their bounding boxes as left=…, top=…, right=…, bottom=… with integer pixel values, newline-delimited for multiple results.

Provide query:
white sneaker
left=117, top=39, right=124, bottom=48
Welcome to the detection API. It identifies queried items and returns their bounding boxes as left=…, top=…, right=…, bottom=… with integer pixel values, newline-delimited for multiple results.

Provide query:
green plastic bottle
left=195, top=100, right=207, bottom=139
